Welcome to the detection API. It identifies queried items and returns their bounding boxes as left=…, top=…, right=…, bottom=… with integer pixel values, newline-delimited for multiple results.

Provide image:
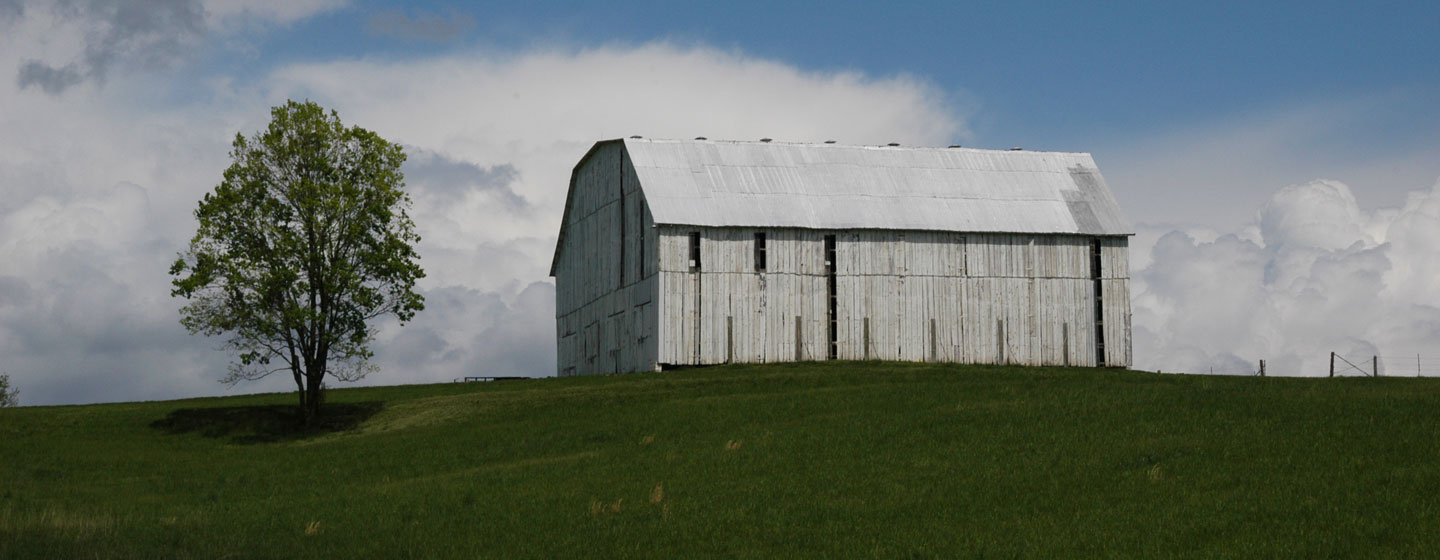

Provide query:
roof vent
left=948, top=145, right=963, bottom=148
left=1009, top=147, right=1023, bottom=151
left=823, top=140, right=836, bottom=144
left=694, top=136, right=707, bottom=140
left=630, top=135, right=642, bottom=139
left=760, top=138, right=772, bottom=143
left=887, top=142, right=900, bottom=147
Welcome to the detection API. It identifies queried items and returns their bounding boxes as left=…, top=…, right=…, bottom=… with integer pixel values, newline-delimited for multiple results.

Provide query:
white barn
left=549, top=138, right=1133, bottom=376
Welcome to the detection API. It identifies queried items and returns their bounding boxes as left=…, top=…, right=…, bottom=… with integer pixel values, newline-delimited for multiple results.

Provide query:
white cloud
left=0, top=0, right=347, bottom=96
left=8, top=0, right=208, bottom=95
left=1257, top=180, right=1373, bottom=251
left=1132, top=178, right=1440, bottom=377
left=369, top=282, right=556, bottom=384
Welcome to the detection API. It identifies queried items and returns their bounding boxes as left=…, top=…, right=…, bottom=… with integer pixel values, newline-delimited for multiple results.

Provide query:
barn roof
left=622, top=138, right=1132, bottom=236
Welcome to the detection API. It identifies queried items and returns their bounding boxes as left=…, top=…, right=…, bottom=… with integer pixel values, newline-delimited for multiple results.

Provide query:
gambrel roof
left=551, top=138, right=1133, bottom=275
left=624, top=138, right=1132, bottom=235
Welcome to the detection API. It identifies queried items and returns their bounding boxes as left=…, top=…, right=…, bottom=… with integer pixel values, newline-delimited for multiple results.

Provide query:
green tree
left=0, top=373, right=17, bottom=407
left=170, top=100, right=424, bottom=419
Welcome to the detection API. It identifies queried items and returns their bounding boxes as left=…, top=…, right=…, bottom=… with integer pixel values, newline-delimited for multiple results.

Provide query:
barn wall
left=656, top=227, right=1132, bottom=368
left=553, top=143, right=660, bottom=376
left=657, top=228, right=831, bottom=365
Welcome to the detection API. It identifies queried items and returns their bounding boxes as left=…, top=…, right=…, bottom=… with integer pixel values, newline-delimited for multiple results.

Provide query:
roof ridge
left=620, top=136, right=1091, bottom=156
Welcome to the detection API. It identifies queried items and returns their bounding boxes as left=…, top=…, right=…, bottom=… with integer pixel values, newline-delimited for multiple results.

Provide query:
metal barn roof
left=622, top=138, right=1133, bottom=236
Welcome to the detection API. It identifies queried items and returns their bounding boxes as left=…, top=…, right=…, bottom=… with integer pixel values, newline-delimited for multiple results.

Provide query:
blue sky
left=245, top=2, right=1440, bottom=145
left=3, top=0, right=1440, bottom=405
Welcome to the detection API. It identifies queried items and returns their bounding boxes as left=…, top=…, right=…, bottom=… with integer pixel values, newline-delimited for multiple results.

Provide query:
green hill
left=3, top=362, right=1439, bottom=558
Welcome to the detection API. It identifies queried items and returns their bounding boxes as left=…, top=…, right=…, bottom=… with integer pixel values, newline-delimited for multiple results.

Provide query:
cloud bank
left=1132, top=178, right=1440, bottom=377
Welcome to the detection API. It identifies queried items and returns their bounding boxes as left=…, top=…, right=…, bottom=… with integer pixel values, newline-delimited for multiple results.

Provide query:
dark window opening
left=1091, top=238, right=1106, bottom=367
left=825, top=234, right=838, bottom=360
left=958, top=235, right=968, bottom=276
left=689, top=231, right=701, bottom=270
left=754, top=232, right=767, bottom=271
left=1090, top=238, right=1103, bottom=280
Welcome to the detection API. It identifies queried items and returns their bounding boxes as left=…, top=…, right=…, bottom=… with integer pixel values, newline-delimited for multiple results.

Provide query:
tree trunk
left=294, top=365, right=307, bottom=411
left=304, top=370, right=323, bottom=422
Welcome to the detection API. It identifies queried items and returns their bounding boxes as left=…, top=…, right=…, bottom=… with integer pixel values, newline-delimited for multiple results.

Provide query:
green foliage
left=0, top=374, right=16, bottom=407
left=170, top=100, right=424, bottom=416
left=4, top=362, right=1440, bottom=558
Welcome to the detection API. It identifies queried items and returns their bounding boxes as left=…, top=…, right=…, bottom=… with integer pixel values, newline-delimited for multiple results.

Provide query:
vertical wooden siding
left=553, top=143, right=660, bottom=376
left=655, top=227, right=1131, bottom=368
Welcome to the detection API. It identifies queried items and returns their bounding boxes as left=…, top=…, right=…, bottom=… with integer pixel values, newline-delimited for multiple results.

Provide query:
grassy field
left=3, top=362, right=1440, bottom=558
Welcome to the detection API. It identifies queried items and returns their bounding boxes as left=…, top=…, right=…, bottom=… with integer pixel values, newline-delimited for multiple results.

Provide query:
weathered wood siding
left=656, top=227, right=1131, bottom=368
left=553, top=142, right=660, bottom=376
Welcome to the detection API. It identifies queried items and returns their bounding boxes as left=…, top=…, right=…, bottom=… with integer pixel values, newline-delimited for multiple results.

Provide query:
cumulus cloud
left=16, top=60, right=83, bottom=95
left=14, top=0, right=206, bottom=94
left=1132, top=178, right=1440, bottom=377
left=403, top=146, right=521, bottom=205
left=0, top=0, right=21, bottom=23
left=8, top=0, right=345, bottom=95
left=0, top=181, right=245, bottom=404
left=370, top=282, right=557, bottom=384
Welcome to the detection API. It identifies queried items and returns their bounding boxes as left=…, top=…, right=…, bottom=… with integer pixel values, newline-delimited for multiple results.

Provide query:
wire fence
left=1375, top=354, right=1440, bottom=377
left=1331, top=353, right=1374, bottom=377
left=1177, top=354, right=1440, bottom=377
left=1329, top=353, right=1440, bottom=377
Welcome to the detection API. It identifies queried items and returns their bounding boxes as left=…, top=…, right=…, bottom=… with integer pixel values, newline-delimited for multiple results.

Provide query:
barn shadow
left=150, top=401, right=384, bottom=444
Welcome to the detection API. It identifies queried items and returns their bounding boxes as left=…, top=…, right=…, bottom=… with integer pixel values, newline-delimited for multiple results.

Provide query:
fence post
left=1259, top=359, right=1265, bottom=377
left=1330, top=352, right=1335, bottom=377
left=1374, top=355, right=1379, bottom=377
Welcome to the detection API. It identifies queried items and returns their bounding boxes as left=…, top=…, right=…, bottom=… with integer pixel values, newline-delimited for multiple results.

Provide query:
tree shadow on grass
left=150, top=402, right=384, bottom=444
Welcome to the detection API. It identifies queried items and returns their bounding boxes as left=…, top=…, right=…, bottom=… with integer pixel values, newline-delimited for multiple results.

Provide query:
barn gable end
left=551, top=141, right=660, bottom=376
